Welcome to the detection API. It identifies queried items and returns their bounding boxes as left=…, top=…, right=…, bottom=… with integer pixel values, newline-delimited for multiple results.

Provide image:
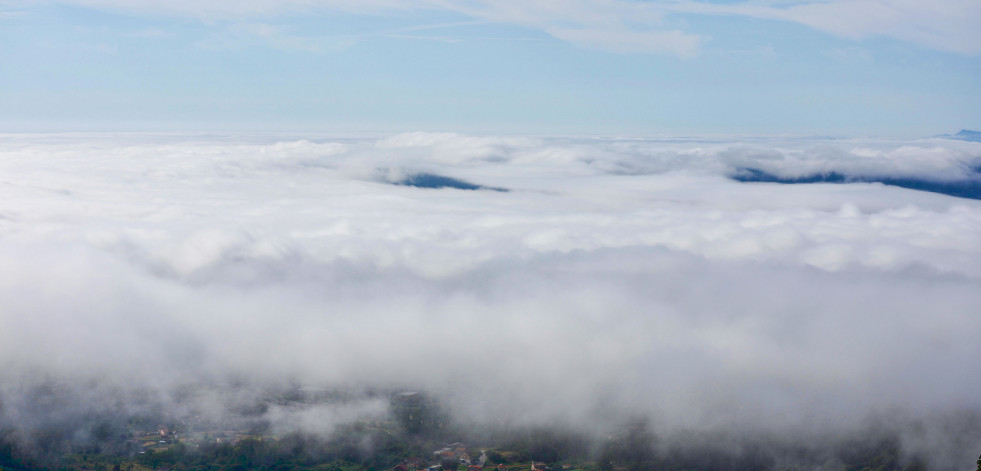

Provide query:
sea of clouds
left=0, top=132, right=979, bottom=467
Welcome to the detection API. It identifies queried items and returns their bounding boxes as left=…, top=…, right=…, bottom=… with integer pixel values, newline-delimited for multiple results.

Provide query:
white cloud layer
left=1, top=133, right=980, bottom=467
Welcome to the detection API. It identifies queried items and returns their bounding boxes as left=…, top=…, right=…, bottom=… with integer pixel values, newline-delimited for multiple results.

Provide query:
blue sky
left=1, top=0, right=979, bottom=136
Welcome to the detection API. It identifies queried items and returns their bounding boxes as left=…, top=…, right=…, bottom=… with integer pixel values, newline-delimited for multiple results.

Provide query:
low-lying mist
left=1, top=132, right=979, bottom=469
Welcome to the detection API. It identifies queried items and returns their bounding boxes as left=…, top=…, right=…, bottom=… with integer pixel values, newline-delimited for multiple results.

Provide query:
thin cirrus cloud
left=784, top=0, right=981, bottom=55
left=196, top=22, right=335, bottom=52
left=672, top=0, right=981, bottom=55
left=48, top=0, right=981, bottom=56
left=544, top=26, right=700, bottom=56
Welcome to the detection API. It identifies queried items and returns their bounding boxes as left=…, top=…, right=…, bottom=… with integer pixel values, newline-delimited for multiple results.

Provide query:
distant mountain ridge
left=940, top=129, right=981, bottom=142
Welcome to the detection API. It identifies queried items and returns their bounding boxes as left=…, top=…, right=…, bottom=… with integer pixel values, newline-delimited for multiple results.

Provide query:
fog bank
left=1, top=133, right=979, bottom=469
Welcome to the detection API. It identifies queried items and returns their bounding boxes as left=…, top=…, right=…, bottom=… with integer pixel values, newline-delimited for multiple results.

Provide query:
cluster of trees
left=0, top=389, right=960, bottom=471
left=594, top=421, right=929, bottom=471
left=0, top=422, right=951, bottom=471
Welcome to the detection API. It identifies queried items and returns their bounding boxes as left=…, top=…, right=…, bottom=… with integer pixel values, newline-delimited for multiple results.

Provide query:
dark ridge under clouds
left=393, top=172, right=509, bottom=192
left=731, top=167, right=981, bottom=200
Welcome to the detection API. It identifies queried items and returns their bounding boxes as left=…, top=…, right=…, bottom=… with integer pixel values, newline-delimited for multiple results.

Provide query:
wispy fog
left=1, top=133, right=979, bottom=469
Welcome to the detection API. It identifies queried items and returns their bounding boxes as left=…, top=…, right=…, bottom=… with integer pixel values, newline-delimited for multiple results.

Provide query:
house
left=496, top=465, right=509, bottom=471
left=467, top=466, right=483, bottom=471
left=393, top=465, right=409, bottom=471
left=531, top=463, right=547, bottom=470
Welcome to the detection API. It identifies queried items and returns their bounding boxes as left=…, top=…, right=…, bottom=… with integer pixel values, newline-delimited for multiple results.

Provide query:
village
left=391, top=442, right=564, bottom=471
